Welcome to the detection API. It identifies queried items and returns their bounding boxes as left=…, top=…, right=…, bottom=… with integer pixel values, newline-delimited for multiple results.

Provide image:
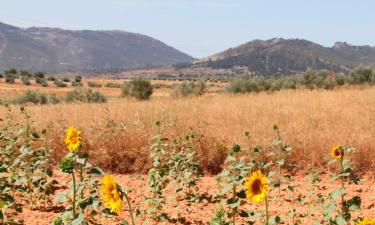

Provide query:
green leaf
left=71, top=213, right=85, bottom=225
left=344, top=196, right=361, bottom=211
left=56, top=192, right=69, bottom=203
left=79, top=197, right=93, bottom=210
left=88, top=167, right=104, bottom=175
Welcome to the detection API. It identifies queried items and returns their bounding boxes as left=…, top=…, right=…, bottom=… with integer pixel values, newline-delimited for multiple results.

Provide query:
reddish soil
left=15, top=171, right=375, bottom=225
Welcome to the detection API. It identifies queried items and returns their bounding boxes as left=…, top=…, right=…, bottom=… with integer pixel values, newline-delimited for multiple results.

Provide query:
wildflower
left=357, top=217, right=375, bottom=225
left=331, top=144, right=343, bottom=160
left=101, top=175, right=123, bottom=213
left=64, top=126, right=82, bottom=152
left=244, top=170, right=268, bottom=203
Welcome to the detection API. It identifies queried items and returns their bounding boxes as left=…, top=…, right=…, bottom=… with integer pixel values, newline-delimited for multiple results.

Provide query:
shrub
left=87, top=81, right=102, bottom=88
left=74, top=75, right=82, bottom=83
left=336, top=73, right=346, bottom=86
left=53, top=80, right=67, bottom=87
left=47, top=76, right=56, bottom=81
left=5, top=74, right=16, bottom=84
left=12, top=91, right=60, bottom=105
left=34, top=71, right=45, bottom=79
left=71, top=81, right=83, bottom=87
left=62, top=77, right=71, bottom=82
left=105, top=82, right=122, bottom=88
left=66, top=88, right=107, bottom=103
left=21, top=76, right=31, bottom=86
left=171, top=80, right=206, bottom=97
left=121, top=77, right=153, bottom=100
left=36, top=77, right=48, bottom=87
left=20, top=70, right=32, bottom=78
left=348, top=65, right=375, bottom=84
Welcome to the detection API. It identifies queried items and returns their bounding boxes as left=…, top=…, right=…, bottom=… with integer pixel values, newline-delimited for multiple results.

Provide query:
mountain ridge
left=0, top=22, right=194, bottom=73
left=195, top=38, right=375, bottom=75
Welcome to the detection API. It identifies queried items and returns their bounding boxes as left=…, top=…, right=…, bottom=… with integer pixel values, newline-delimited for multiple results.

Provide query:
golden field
left=2, top=84, right=375, bottom=175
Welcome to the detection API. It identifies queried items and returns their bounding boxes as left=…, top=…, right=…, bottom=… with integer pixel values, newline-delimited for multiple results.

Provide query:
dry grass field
left=2, top=85, right=375, bottom=174
left=2, top=80, right=375, bottom=224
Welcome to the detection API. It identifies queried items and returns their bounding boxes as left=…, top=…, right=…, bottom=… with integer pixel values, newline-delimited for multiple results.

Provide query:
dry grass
left=2, top=87, right=375, bottom=174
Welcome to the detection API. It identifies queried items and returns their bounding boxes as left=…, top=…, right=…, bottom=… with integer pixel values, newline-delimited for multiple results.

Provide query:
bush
left=36, top=77, right=48, bottom=87
left=47, top=76, right=56, bottom=81
left=54, top=80, right=67, bottom=87
left=12, top=91, right=60, bottom=105
left=66, top=88, right=107, bottom=103
left=171, top=80, right=206, bottom=97
left=5, top=74, right=16, bottom=84
left=20, top=70, right=32, bottom=78
left=62, top=77, right=71, bottom=82
left=21, top=76, right=31, bottom=86
left=121, top=78, right=153, bottom=100
left=348, top=65, right=375, bottom=84
left=74, top=75, right=82, bottom=83
left=87, top=81, right=102, bottom=88
left=335, top=74, right=346, bottom=86
left=105, top=82, right=121, bottom=88
left=71, top=81, right=83, bottom=87
left=34, top=71, right=45, bottom=79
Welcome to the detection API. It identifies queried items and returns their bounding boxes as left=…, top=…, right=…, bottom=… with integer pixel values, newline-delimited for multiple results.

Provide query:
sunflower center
left=251, top=179, right=262, bottom=195
left=334, top=149, right=341, bottom=157
left=69, top=132, right=78, bottom=144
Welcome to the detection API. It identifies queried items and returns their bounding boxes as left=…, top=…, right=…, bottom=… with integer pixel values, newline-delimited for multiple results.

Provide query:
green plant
left=145, top=121, right=170, bottom=221
left=54, top=79, right=68, bottom=88
left=171, top=80, right=206, bottom=97
left=66, top=88, right=107, bottom=103
left=121, top=77, right=153, bottom=100
left=213, top=144, right=254, bottom=224
left=168, top=133, right=203, bottom=221
left=55, top=127, right=104, bottom=224
left=87, top=81, right=102, bottom=88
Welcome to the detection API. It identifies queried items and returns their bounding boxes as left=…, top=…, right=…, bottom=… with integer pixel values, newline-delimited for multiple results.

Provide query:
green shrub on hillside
left=171, top=80, right=206, bottom=97
left=66, top=87, right=107, bottom=103
left=87, top=81, right=102, bottom=88
left=54, top=79, right=67, bottom=87
left=12, top=91, right=60, bottom=105
left=121, top=77, right=153, bottom=100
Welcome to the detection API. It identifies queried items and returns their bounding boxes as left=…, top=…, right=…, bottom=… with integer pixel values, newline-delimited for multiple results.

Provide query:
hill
left=0, top=22, right=194, bottom=73
left=193, top=38, right=375, bottom=75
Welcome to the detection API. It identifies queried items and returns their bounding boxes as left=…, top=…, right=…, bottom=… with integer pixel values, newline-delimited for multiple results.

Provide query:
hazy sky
left=1, top=0, right=374, bottom=58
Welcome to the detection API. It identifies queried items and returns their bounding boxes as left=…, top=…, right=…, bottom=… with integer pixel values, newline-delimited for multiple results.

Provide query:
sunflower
left=244, top=170, right=268, bottom=203
left=101, top=175, right=123, bottom=213
left=357, top=217, right=375, bottom=225
left=331, top=144, right=343, bottom=160
left=64, top=126, right=82, bottom=152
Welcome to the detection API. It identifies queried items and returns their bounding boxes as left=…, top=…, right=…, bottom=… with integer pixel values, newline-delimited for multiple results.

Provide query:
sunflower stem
left=124, top=192, right=136, bottom=225
left=265, top=196, right=269, bottom=225
left=72, top=170, right=77, bottom=219
left=340, top=149, right=345, bottom=217
left=79, top=163, right=84, bottom=199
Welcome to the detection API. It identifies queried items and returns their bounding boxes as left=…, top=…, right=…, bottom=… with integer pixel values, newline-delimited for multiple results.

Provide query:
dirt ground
left=17, top=171, right=375, bottom=225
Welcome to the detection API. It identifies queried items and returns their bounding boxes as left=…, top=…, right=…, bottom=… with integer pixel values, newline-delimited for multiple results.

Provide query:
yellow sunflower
left=101, top=175, right=123, bottom=213
left=64, top=126, right=82, bottom=152
left=244, top=170, right=268, bottom=203
left=331, top=144, right=343, bottom=160
left=357, top=217, right=375, bottom=225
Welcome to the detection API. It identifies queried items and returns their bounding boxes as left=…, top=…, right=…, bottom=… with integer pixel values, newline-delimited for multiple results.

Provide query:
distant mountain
left=194, top=38, right=375, bottom=76
left=0, top=22, right=194, bottom=73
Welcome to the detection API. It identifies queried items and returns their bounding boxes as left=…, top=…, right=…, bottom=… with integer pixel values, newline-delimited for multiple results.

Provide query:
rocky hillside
left=0, top=22, right=194, bottom=73
left=194, top=38, right=375, bottom=75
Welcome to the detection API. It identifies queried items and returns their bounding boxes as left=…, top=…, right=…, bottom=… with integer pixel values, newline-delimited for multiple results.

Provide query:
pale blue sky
left=1, top=0, right=374, bottom=58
